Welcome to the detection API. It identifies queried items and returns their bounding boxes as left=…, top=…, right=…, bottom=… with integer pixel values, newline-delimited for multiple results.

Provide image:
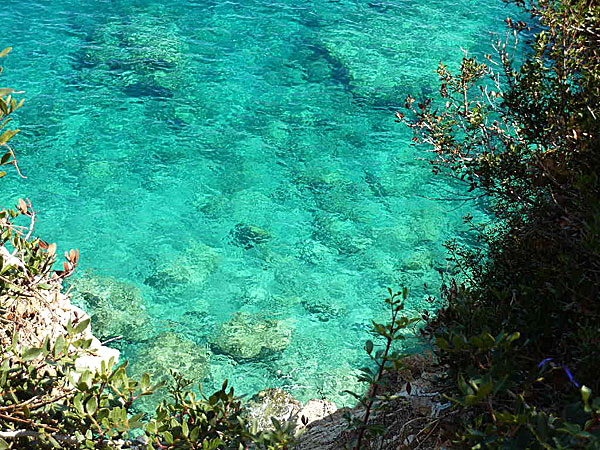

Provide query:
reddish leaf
left=17, top=198, right=27, bottom=213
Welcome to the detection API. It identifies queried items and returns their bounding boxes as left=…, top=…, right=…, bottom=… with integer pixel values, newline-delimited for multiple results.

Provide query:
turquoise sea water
left=1, top=0, right=511, bottom=405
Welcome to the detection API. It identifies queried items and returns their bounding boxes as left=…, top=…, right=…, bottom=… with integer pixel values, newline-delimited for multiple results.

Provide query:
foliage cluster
left=402, top=0, right=600, bottom=447
left=0, top=47, right=293, bottom=450
left=344, top=288, right=419, bottom=449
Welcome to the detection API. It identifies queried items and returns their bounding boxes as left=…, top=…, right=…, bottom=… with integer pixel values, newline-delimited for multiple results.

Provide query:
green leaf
left=581, top=385, right=591, bottom=403
left=78, top=370, right=92, bottom=391
left=163, top=431, right=174, bottom=444
left=73, top=318, right=90, bottom=335
left=365, top=340, right=374, bottom=355
left=22, top=347, right=43, bottom=361
left=42, top=336, right=50, bottom=356
left=10, top=330, right=18, bottom=351
left=452, top=335, right=466, bottom=349
left=359, top=366, right=373, bottom=375
left=74, top=338, right=92, bottom=350
left=0, top=437, right=8, bottom=450
left=141, top=372, right=150, bottom=390
left=507, top=331, right=520, bottom=343
left=86, top=396, right=98, bottom=415
left=436, top=337, right=450, bottom=350
left=54, top=334, right=65, bottom=357
left=65, top=318, right=73, bottom=334
left=0, top=129, right=19, bottom=146
left=457, top=373, right=474, bottom=396
left=73, top=395, right=85, bottom=414
left=582, top=385, right=592, bottom=412
left=271, top=417, right=282, bottom=430
left=145, top=421, right=157, bottom=434
left=342, top=390, right=362, bottom=400
left=47, top=435, right=60, bottom=448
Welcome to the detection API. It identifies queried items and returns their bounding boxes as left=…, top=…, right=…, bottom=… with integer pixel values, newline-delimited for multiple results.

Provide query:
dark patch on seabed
left=306, top=43, right=355, bottom=93
left=123, top=81, right=174, bottom=99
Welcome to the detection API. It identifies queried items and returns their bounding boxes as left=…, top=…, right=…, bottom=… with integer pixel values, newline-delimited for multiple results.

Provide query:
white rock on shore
left=45, top=289, right=121, bottom=375
left=246, top=388, right=337, bottom=434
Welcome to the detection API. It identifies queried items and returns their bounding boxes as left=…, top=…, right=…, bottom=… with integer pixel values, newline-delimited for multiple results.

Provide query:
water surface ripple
left=1, top=0, right=508, bottom=404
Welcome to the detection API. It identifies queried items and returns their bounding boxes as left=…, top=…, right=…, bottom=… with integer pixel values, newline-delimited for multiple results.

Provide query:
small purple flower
left=562, top=366, right=580, bottom=388
left=537, top=358, right=580, bottom=388
left=538, top=357, right=553, bottom=368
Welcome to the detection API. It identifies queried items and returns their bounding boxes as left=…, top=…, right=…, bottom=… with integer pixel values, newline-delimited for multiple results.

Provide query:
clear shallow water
left=1, top=0, right=509, bottom=405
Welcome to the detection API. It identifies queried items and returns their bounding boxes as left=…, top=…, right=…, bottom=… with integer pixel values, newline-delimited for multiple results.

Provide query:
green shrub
left=402, top=0, right=600, bottom=447
left=344, top=288, right=419, bottom=449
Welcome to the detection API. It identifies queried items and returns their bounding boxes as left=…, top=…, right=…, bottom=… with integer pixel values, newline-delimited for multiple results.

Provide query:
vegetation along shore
left=0, top=0, right=599, bottom=448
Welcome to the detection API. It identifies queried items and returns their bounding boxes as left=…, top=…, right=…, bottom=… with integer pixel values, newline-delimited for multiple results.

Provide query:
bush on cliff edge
left=402, top=0, right=600, bottom=447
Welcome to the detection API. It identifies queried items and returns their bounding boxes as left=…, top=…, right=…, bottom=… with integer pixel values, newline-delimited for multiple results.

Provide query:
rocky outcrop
left=50, top=296, right=120, bottom=376
left=295, top=354, right=449, bottom=450
left=246, top=389, right=303, bottom=431
left=296, top=399, right=338, bottom=429
left=131, top=332, right=210, bottom=385
left=68, top=272, right=153, bottom=342
left=245, top=388, right=338, bottom=434
left=245, top=355, right=448, bottom=450
left=0, top=251, right=120, bottom=379
left=211, top=312, right=292, bottom=360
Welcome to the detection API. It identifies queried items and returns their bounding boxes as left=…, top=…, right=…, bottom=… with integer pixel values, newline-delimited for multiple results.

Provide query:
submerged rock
left=145, top=241, right=221, bottom=289
left=293, top=168, right=367, bottom=218
left=318, top=14, right=442, bottom=105
left=229, top=223, right=272, bottom=250
left=363, top=169, right=388, bottom=198
left=405, top=248, right=437, bottom=272
left=68, top=273, right=152, bottom=342
left=131, top=332, right=210, bottom=413
left=301, top=297, right=346, bottom=322
left=297, top=239, right=337, bottom=265
left=73, top=13, right=189, bottom=100
left=132, top=332, right=210, bottom=385
left=106, top=57, right=176, bottom=72
left=123, top=81, right=174, bottom=99
left=312, top=214, right=372, bottom=255
left=211, top=312, right=292, bottom=360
